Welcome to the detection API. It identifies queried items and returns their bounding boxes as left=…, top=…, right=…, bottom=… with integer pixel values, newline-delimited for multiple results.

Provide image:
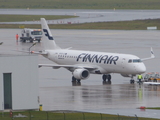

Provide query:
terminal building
left=0, top=55, right=39, bottom=110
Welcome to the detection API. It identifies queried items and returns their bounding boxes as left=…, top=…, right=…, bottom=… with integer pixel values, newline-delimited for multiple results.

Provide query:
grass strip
left=0, top=111, right=159, bottom=120
left=146, top=107, right=160, bottom=110
left=0, top=0, right=160, bottom=9
left=0, top=19, right=160, bottom=30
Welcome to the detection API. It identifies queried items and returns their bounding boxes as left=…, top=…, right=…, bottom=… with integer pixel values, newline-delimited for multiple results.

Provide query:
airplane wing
left=141, top=47, right=155, bottom=61
left=38, top=64, right=97, bottom=70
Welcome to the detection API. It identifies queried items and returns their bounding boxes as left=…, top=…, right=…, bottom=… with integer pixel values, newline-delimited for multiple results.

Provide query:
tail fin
left=41, top=18, right=61, bottom=50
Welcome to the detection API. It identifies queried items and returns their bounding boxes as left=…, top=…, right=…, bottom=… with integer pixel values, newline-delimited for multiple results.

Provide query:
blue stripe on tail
left=43, top=29, right=54, bottom=40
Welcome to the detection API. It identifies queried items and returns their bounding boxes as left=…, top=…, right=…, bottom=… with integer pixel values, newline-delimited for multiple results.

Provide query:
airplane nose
left=137, top=63, right=146, bottom=73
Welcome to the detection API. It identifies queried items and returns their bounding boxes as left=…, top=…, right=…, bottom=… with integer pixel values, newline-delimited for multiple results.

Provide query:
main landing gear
left=72, top=76, right=81, bottom=86
left=102, top=74, right=111, bottom=84
left=71, top=74, right=112, bottom=85
left=130, top=76, right=135, bottom=84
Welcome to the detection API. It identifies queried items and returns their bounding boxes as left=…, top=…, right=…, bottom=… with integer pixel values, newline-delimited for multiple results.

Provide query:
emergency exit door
left=3, top=73, right=12, bottom=109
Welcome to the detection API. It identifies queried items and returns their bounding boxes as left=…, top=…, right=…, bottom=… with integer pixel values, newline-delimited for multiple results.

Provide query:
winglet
left=150, top=47, right=155, bottom=59
left=141, top=47, right=155, bottom=61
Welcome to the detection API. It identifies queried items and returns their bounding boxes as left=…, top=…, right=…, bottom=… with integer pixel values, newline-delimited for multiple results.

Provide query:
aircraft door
left=53, top=53, right=58, bottom=62
left=121, top=58, right=126, bottom=71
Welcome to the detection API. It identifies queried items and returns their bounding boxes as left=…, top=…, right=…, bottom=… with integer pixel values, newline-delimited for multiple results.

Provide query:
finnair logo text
left=77, top=53, right=119, bottom=65
left=43, top=29, right=54, bottom=40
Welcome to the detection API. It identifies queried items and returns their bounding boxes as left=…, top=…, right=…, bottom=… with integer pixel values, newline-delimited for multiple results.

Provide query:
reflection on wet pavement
left=40, top=84, right=160, bottom=110
left=39, top=84, right=160, bottom=118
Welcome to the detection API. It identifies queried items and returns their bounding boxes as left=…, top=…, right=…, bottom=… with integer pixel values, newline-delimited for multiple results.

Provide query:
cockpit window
left=128, top=59, right=132, bottom=63
left=133, top=59, right=142, bottom=63
left=128, top=59, right=142, bottom=63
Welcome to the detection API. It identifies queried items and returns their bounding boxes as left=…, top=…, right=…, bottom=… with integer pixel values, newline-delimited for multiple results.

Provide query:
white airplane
left=38, top=18, right=155, bottom=84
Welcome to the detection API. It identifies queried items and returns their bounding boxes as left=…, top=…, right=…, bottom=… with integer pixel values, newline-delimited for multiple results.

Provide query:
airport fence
left=0, top=111, right=139, bottom=120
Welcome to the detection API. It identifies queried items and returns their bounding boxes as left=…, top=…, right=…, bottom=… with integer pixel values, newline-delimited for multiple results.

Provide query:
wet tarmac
left=1, top=9, right=160, bottom=24
left=40, top=84, right=160, bottom=119
left=0, top=29, right=160, bottom=119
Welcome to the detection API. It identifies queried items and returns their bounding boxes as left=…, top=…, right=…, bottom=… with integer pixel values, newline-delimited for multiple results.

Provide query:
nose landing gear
left=130, top=76, right=135, bottom=84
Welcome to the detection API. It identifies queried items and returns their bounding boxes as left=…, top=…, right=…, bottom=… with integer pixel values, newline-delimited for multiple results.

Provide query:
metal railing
left=0, top=111, right=138, bottom=120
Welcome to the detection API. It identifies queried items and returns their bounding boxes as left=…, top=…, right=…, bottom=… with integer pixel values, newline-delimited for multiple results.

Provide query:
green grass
left=0, top=0, right=160, bottom=9
left=0, top=14, right=159, bottom=30
left=0, top=18, right=160, bottom=30
left=0, top=111, right=159, bottom=120
left=146, top=107, right=160, bottom=110
left=0, top=15, right=77, bottom=22
left=47, top=19, right=160, bottom=30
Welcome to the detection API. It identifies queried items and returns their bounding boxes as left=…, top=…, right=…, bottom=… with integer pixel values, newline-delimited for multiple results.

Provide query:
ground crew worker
left=137, top=74, right=143, bottom=83
left=16, top=34, right=19, bottom=41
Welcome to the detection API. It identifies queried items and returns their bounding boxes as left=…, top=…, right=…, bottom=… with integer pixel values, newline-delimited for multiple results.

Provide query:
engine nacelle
left=73, top=69, right=90, bottom=80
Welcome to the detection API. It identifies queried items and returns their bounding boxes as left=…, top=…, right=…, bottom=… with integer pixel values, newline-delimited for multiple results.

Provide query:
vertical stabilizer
left=41, top=18, right=61, bottom=50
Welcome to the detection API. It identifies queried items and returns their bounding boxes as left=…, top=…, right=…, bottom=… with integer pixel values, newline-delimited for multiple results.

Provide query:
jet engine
left=73, top=69, right=90, bottom=80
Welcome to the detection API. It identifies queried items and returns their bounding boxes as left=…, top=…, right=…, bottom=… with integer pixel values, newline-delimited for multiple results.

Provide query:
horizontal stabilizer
left=15, top=50, right=48, bottom=55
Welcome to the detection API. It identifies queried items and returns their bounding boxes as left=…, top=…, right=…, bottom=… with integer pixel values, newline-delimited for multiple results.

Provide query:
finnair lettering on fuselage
left=77, top=53, right=119, bottom=65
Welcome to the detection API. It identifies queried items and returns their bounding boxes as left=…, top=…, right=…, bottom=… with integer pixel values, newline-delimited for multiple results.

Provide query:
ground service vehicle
left=144, top=72, right=160, bottom=82
left=20, top=28, right=42, bottom=42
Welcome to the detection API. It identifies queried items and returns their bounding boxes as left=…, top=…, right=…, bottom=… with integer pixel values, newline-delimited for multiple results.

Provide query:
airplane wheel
left=133, top=80, right=135, bottom=84
left=108, top=74, right=111, bottom=81
left=102, top=74, right=107, bottom=81
left=72, top=76, right=76, bottom=82
left=130, top=79, right=134, bottom=84
left=77, top=79, right=81, bottom=83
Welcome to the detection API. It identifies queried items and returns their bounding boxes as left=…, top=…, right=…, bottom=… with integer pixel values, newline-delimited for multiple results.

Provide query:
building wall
left=0, top=55, right=39, bottom=110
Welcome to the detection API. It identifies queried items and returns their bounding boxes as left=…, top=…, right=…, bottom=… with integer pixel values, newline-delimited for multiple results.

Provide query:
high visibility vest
left=16, top=34, right=19, bottom=38
left=138, top=75, right=143, bottom=79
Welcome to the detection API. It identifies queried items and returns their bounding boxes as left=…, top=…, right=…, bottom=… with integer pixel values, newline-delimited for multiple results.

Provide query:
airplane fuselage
left=44, top=49, right=146, bottom=76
